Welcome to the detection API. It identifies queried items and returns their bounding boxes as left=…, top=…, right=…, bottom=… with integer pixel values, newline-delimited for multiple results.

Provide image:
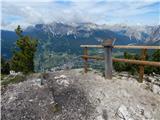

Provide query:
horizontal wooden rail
left=80, top=45, right=160, bottom=49
left=80, top=45, right=103, bottom=48
left=81, top=42, right=160, bottom=82
left=113, top=58, right=160, bottom=67
left=114, top=45, right=160, bottom=49
left=82, top=55, right=104, bottom=60
left=81, top=55, right=160, bottom=67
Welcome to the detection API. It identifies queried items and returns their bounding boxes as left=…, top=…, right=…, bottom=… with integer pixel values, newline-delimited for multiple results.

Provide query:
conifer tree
left=1, top=57, right=10, bottom=74
left=11, top=25, right=37, bottom=74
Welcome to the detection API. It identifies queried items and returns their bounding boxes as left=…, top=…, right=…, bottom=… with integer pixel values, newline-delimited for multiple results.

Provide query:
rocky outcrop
left=1, top=69, right=160, bottom=120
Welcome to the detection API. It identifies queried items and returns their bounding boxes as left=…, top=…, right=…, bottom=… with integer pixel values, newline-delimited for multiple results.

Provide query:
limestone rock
left=116, top=105, right=131, bottom=120
left=152, top=84, right=160, bottom=94
left=1, top=69, right=160, bottom=120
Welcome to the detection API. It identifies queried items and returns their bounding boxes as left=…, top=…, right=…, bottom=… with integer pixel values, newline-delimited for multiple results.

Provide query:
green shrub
left=144, top=50, right=160, bottom=75
left=1, top=75, right=26, bottom=86
left=113, top=62, right=126, bottom=72
left=113, top=50, right=160, bottom=75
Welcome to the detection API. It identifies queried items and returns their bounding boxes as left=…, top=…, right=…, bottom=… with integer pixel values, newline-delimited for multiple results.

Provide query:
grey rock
left=1, top=69, right=160, bottom=120
left=116, top=105, right=131, bottom=120
left=152, top=84, right=160, bottom=94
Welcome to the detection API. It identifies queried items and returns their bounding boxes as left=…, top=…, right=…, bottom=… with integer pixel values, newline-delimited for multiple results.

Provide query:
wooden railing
left=80, top=44, right=160, bottom=82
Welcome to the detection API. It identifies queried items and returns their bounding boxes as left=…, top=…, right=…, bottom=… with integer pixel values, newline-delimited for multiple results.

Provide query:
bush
left=113, top=52, right=139, bottom=75
left=113, top=50, right=160, bottom=75
left=113, top=62, right=126, bottom=72
left=144, top=50, right=160, bottom=75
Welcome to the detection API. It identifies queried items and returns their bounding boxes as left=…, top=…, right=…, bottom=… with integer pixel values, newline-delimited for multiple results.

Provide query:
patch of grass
left=51, top=103, right=61, bottom=113
left=1, top=74, right=8, bottom=80
left=1, top=75, right=26, bottom=86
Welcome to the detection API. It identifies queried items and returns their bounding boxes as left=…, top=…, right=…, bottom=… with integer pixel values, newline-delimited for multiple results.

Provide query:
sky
left=1, top=0, right=160, bottom=31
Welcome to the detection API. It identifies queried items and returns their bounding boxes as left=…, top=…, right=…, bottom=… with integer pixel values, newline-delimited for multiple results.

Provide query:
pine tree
left=11, top=25, right=38, bottom=74
left=1, top=57, right=10, bottom=74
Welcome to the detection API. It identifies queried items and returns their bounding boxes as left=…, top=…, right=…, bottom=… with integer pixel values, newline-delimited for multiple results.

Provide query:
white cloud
left=1, top=0, right=53, bottom=2
left=1, top=0, right=159, bottom=30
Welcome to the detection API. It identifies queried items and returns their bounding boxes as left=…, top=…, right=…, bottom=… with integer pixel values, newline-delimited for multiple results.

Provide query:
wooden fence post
left=84, top=47, right=88, bottom=73
left=138, top=49, right=147, bottom=83
left=102, top=40, right=113, bottom=79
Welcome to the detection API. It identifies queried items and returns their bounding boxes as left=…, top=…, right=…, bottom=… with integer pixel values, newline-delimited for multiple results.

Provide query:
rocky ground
left=1, top=69, right=160, bottom=120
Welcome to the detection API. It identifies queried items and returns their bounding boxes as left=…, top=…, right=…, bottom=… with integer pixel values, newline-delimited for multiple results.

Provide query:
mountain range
left=1, top=22, right=160, bottom=59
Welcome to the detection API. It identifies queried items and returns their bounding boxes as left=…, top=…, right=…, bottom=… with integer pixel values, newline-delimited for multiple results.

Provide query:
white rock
left=60, top=75, right=67, bottom=79
left=9, top=70, right=22, bottom=76
left=54, top=75, right=67, bottom=79
left=152, top=84, right=160, bottom=94
left=29, top=99, right=33, bottom=102
left=119, top=89, right=131, bottom=98
left=149, top=76, right=156, bottom=83
left=96, top=115, right=104, bottom=120
left=144, top=111, right=152, bottom=119
left=57, top=79, right=69, bottom=87
left=33, top=79, right=43, bottom=87
left=121, top=77, right=127, bottom=80
left=10, top=70, right=15, bottom=75
left=8, top=95, right=16, bottom=103
left=50, top=68, right=55, bottom=72
left=117, top=105, right=131, bottom=120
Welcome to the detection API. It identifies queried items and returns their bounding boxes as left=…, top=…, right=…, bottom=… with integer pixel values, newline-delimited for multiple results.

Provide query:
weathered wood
left=81, top=55, right=104, bottom=60
left=80, top=45, right=160, bottom=49
left=138, top=49, right=147, bottom=83
left=104, top=47, right=112, bottom=79
left=114, top=45, right=160, bottom=49
left=102, top=39, right=113, bottom=79
left=81, top=44, right=160, bottom=80
left=81, top=55, right=160, bottom=67
left=83, top=47, right=88, bottom=73
left=80, top=45, right=103, bottom=48
left=113, top=58, right=160, bottom=67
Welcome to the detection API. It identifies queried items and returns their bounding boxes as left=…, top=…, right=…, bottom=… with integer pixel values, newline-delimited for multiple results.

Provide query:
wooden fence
left=80, top=40, right=160, bottom=82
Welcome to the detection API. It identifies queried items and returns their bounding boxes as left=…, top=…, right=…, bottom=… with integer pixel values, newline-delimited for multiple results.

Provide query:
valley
left=1, top=22, right=160, bottom=71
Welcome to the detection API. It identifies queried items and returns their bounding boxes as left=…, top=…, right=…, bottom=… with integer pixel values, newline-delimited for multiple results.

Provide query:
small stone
left=152, top=84, right=160, bottom=94
left=144, top=111, right=152, bottom=119
left=29, top=99, right=33, bottom=102
left=149, top=76, right=156, bottom=83
left=121, top=77, right=127, bottom=80
left=9, top=70, right=22, bottom=76
left=54, top=75, right=67, bottom=79
left=96, top=115, right=105, bottom=120
left=116, top=105, right=131, bottom=120
left=56, top=79, right=69, bottom=87
left=33, top=79, right=43, bottom=87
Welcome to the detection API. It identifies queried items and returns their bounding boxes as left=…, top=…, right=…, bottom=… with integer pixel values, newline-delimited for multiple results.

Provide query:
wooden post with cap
left=102, top=39, right=114, bottom=79
left=84, top=47, right=88, bottom=73
left=138, top=49, right=147, bottom=82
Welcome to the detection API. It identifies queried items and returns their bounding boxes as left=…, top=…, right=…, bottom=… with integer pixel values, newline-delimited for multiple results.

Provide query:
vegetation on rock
left=1, top=57, right=10, bottom=74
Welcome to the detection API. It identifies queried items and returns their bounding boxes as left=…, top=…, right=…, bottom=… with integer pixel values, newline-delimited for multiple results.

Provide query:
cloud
left=1, top=0, right=160, bottom=30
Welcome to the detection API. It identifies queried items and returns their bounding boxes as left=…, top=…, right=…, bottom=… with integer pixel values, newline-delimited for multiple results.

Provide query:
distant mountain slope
left=1, top=30, right=18, bottom=58
left=1, top=23, right=160, bottom=58
left=145, top=25, right=160, bottom=45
